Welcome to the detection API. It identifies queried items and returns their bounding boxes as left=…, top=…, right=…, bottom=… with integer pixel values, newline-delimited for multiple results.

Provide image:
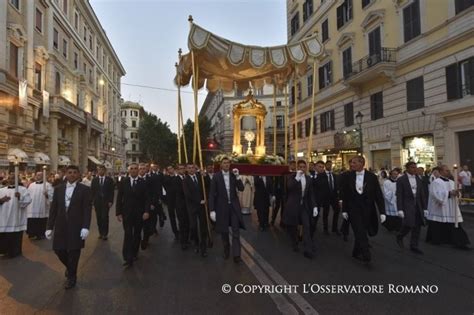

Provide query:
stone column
left=49, top=115, right=59, bottom=171
left=96, top=135, right=100, bottom=158
left=71, top=125, right=79, bottom=165
left=80, top=128, right=88, bottom=172
left=0, top=0, right=7, bottom=69
left=26, top=0, right=34, bottom=91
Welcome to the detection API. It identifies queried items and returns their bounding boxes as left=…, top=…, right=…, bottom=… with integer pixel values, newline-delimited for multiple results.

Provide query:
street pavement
left=1, top=203, right=473, bottom=315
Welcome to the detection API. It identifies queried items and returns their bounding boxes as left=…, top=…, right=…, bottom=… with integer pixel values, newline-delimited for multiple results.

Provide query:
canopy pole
left=307, top=61, right=317, bottom=162
left=179, top=101, right=189, bottom=164
left=294, top=75, right=298, bottom=160
left=191, top=51, right=198, bottom=164
left=273, top=83, right=277, bottom=156
left=284, top=85, right=289, bottom=162
left=175, top=61, right=182, bottom=164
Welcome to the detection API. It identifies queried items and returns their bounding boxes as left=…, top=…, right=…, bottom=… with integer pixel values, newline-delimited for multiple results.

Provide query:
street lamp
left=355, top=111, right=364, bottom=156
left=111, top=147, right=116, bottom=174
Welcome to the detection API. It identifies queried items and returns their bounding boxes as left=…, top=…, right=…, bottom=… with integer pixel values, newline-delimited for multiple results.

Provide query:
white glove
left=342, top=212, right=349, bottom=220
left=271, top=195, right=276, bottom=203
left=232, top=168, right=239, bottom=176
left=398, top=211, right=405, bottom=218
left=380, top=214, right=386, bottom=223
left=80, top=228, right=89, bottom=240
left=295, top=170, right=304, bottom=182
left=210, top=211, right=216, bottom=222
left=423, top=210, right=429, bottom=217
left=313, top=207, right=319, bottom=217
left=45, top=230, right=52, bottom=240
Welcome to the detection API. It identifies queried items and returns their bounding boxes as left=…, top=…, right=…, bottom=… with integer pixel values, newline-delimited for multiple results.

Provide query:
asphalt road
left=1, top=203, right=473, bottom=315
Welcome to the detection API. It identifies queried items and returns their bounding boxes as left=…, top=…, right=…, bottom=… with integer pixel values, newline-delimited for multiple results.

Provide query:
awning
left=175, top=22, right=325, bottom=92
left=7, top=148, right=29, bottom=163
left=34, top=152, right=51, bottom=165
left=88, top=156, right=103, bottom=165
left=103, top=161, right=113, bottom=169
left=58, top=155, right=71, bottom=166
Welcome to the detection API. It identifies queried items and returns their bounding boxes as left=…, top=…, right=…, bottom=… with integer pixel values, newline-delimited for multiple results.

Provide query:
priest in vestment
left=239, top=175, right=254, bottom=215
left=426, top=165, right=470, bottom=249
left=382, top=169, right=402, bottom=232
left=0, top=174, right=32, bottom=258
left=27, top=172, right=54, bottom=239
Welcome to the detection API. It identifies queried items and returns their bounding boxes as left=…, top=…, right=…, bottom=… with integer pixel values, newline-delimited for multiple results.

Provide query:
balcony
left=50, top=96, right=86, bottom=124
left=344, top=48, right=397, bottom=86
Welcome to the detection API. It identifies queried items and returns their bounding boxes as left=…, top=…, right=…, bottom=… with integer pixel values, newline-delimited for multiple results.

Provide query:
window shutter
left=468, top=58, right=474, bottom=95
left=330, top=110, right=335, bottom=130
left=446, top=63, right=460, bottom=100
left=318, top=66, right=324, bottom=89
left=337, top=6, right=343, bottom=29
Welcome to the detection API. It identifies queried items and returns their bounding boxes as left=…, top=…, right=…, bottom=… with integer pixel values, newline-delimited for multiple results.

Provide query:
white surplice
left=26, top=182, right=54, bottom=218
left=0, top=186, right=32, bottom=232
left=426, top=177, right=463, bottom=223
left=383, top=179, right=398, bottom=216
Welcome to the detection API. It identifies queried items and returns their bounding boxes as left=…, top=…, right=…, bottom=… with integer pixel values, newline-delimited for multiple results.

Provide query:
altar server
left=382, top=169, right=401, bottom=232
left=27, top=171, right=54, bottom=239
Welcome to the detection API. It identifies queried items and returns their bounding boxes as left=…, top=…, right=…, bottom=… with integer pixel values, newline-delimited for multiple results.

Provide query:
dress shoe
left=102, top=236, right=108, bottom=241
left=396, top=236, right=404, bottom=248
left=410, top=247, right=423, bottom=255
left=64, top=279, right=76, bottom=290
left=303, top=251, right=313, bottom=259
left=233, top=256, right=242, bottom=264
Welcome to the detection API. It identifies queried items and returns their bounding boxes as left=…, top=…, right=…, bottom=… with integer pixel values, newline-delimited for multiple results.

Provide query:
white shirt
left=222, top=171, right=231, bottom=202
left=130, top=176, right=139, bottom=188
left=326, top=171, right=334, bottom=190
left=459, top=170, right=472, bottom=186
left=98, top=176, right=105, bottom=185
left=65, top=181, right=77, bottom=209
left=407, top=174, right=417, bottom=196
left=356, top=170, right=365, bottom=194
left=300, top=175, right=306, bottom=200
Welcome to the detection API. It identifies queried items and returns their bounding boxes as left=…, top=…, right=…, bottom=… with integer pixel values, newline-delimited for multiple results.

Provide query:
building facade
left=0, top=0, right=125, bottom=173
left=200, top=86, right=288, bottom=157
left=287, top=0, right=474, bottom=171
left=121, top=101, right=143, bottom=166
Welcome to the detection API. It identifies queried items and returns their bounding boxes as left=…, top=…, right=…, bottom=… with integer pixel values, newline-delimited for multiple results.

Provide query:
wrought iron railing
left=344, top=48, right=397, bottom=79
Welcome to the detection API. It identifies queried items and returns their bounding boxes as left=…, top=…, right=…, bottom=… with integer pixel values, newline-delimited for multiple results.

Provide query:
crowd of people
left=0, top=157, right=471, bottom=290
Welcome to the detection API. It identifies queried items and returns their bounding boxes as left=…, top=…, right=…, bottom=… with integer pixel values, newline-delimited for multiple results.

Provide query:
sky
left=90, top=0, right=287, bottom=133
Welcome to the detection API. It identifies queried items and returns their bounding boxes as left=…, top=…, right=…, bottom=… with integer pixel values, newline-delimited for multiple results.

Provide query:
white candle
left=14, top=162, right=19, bottom=193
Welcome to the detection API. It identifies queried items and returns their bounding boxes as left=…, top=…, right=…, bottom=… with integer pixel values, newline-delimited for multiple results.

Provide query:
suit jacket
left=146, top=172, right=163, bottom=207
left=116, top=177, right=150, bottom=218
left=253, top=176, right=273, bottom=210
left=163, top=175, right=177, bottom=206
left=340, top=170, right=385, bottom=236
left=397, top=174, right=427, bottom=227
left=182, top=174, right=205, bottom=214
left=283, top=173, right=316, bottom=226
left=204, top=174, right=213, bottom=200
left=47, top=182, right=92, bottom=250
left=209, top=171, right=245, bottom=233
left=175, top=175, right=187, bottom=212
left=312, top=172, right=331, bottom=207
left=326, top=171, right=340, bottom=200
left=91, top=176, right=115, bottom=208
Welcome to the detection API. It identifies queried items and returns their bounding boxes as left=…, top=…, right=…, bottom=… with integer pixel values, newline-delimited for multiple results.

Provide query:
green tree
left=138, top=111, right=178, bottom=166
left=181, top=116, right=213, bottom=165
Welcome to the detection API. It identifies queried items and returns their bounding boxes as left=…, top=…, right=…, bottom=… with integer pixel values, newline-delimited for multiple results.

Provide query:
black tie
left=133, top=179, right=137, bottom=188
left=193, top=176, right=197, bottom=185
left=100, top=178, right=104, bottom=186
left=328, top=173, right=333, bottom=191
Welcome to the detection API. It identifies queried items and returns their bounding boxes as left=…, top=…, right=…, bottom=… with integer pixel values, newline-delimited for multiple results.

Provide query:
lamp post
left=111, top=147, right=116, bottom=175
left=355, top=111, right=364, bottom=157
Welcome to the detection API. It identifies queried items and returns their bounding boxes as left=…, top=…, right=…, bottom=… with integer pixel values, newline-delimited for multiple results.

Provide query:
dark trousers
left=0, top=231, right=23, bottom=257
left=177, top=205, right=190, bottom=246
left=144, top=209, right=157, bottom=241
left=350, top=211, right=370, bottom=259
left=341, top=219, right=350, bottom=237
left=256, top=206, right=270, bottom=228
left=287, top=208, right=312, bottom=253
left=188, top=206, right=208, bottom=253
left=95, top=203, right=110, bottom=237
left=271, top=195, right=282, bottom=222
left=323, top=198, right=340, bottom=232
left=398, top=210, right=423, bottom=248
left=27, top=218, right=48, bottom=238
left=309, top=215, right=319, bottom=240
left=221, top=204, right=241, bottom=258
left=55, top=249, right=81, bottom=281
left=122, top=212, right=144, bottom=263
left=167, top=201, right=179, bottom=235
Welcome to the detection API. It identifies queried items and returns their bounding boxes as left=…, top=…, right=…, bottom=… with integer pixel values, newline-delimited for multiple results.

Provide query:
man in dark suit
left=209, top=157, right=245, bottom=263
left=164, top=165, right=179, bottom=240
left=340, top=156, right=386, bottom=263
left=253, top=176, right=273, bottom=231
left=283, top=160, right=318, bottom=259
left=270, top=175, right=284, bottom=227
left=324, top=161, right=341, bottom=235
left=45, top=165, right=92, bottom=289
left=311, top=161, right=329, bottom=239
left=175, top=164, right=190, bottom=250
left=203, top=165, right=214, bottom=198
left=396, top=162, right=428, bottom=254
left=182, top=164, right=209, bottom=257
left=151, top=163, right=166, bottom=228
left=91, top=165, right=114, bottom=240
left=141, top=163, right=160, bottom=249
left=116, top=163, right=150, bottom=267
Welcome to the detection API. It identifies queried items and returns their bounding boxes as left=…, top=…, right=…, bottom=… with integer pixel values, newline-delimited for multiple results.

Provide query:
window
left=35, top=63, right=42, bottom=90
left=276, top=101, right=282, bottom=107
left=35, top=8, right=43, bottom=32
left=406, top=76, right=424, bottom=111
left=297, top=82, right=302, bottom=101
left=10, top=0, right=19, bottom=10
left=91, top=100, right=94, bottom=114
left=318, top=61, right=332, bottom=89
left=322, top=19, right=329, bottom=42
left=292, top=124, right=296, bottom=140
left=83, top=26, right=87, bottom=42
left=89, top=35, right=93, bottom=50
left=313, top=116, right=317, bottom=134
left=362, top=0, right=372, bottom=8
left=132, top=144, right=137, bottom=151
left=303, top=0, right=313, bottom=21
left=370, top=92, right=384, bottom=120
left=96, top=45, right=100, bottom=58
left=342, top=47, right=352, bottom=78
left=9, top=43, right=19, bottom=77
left=337, top=0, right=353, bottom=29
left=55, top=72, right=61, bottom=94
left=305, top=118, right=311, bottom=137
left=291, top=13, right=300, bottom=36
left=276, top=115, right=284, bottom=128
left=132, top=120, right=137, bottom=128
left=74, top=11, right=79, bottom=29
left=307, top=74, right=313, bottom=97
left=34, top=109, right=42, bottom=131
left=297, top=122, right=303, bottom=138
left=89, top=69, right=93, bottom=84
left=455, top=0, right=474, bottom=14
left=130, top=110, right=133, bottom=116
left=446, top=57, right=474, bottom=100
left=53, top=28, right=59, bottom=49
left=135, top=111, right=139, bottom=117
left=368, top=27, right=381, bottom=56
left=403, top=0, right=421, bottom=42
left=74, top=52, right=78, bottom=69
left=62, top=39, right=68, bottom=58
left=76, top=93, right=80, bottom=107
left=344, top=102, right=354, bottom=127
left=320, top=110, right=335, bottom=133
